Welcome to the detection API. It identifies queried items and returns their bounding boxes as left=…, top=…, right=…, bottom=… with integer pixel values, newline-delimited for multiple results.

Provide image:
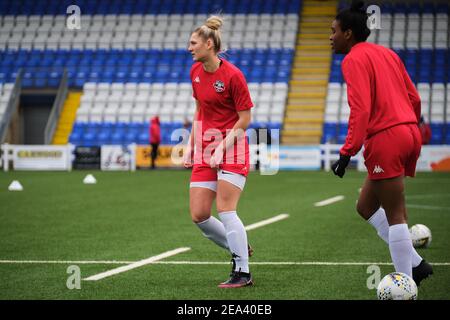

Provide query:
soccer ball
left=377, top=272, right=418, bottom=300
left=410, top=224, right=432, bottom=248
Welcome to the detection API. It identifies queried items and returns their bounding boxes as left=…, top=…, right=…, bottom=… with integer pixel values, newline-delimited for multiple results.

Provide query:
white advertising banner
left=12, top=145, right=71, bottom=170
left=251, top=145, right=322, bottom=172
left=278, top=146, right=322, bottom=170
left=416, top=145, right=450, bottom=172
left=250, top=144, right=280, bottom=175
left=101, top=145, right=133, bottom=171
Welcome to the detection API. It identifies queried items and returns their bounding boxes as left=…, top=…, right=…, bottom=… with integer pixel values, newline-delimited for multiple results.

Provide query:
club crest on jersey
left=213, top=80, right=225, bottom=93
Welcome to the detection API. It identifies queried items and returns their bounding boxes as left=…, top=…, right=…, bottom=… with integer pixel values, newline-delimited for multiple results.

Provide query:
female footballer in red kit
left=184, top=16, right=253, bottom=288
left=330, top=1, right=433, bottom=286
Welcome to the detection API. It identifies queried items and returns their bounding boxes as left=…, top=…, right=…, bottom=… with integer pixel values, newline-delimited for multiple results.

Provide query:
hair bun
left=205, top=15, right=223, bottom=31
left=350, top=0, right=365, bottom=12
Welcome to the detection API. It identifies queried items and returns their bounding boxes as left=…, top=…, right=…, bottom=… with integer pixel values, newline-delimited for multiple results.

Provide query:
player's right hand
left=183, top=146, right=194, bottom=168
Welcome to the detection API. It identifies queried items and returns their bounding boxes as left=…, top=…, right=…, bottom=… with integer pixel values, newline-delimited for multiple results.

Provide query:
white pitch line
left=0, top=214, right=290, bottom=279
left=83, top=247, right=191, bottom=281
left=314, top=195, right=345, bottom=207
left=153, top=261, right=450, bottom=266
left=244, top=214, right=289, bottom=231
left=1, top=260, right=449, bottom=266
left=0, top=260, right=133, bottom=265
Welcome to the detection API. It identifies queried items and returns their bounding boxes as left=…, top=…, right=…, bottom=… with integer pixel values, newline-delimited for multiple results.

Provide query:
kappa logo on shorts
left=213, top=80, right=225, bottom=92
left=373, top=165, right=385, bottom=174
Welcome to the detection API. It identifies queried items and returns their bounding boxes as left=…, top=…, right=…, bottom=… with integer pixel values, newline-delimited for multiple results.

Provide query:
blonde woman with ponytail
left=185, top=16, right=254, bottom=288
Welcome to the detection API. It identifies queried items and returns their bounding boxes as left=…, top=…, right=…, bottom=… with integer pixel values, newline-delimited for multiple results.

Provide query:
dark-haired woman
left=329, top=1, right=432, bottom=286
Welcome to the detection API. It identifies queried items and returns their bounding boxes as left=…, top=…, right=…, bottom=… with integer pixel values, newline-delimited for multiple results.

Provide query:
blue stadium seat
left=430, top=124, right=444, bottom=145
left=276, top=71, right=289, bottom=82
left=110, top=130, right=125, bottom=145
left=34, top=77, right=47, bottom=88
left=0, top=70, right=9, bottom=83
left=445, top=125, right=450, bottom=144
left=98, top=122, right=112, bottom=131
left=97, top=130, right=111, bottom=145
left=393, top=3, right=407, bottom=14
left=322, top=123, right=338, bottom=143
left=124, top=130, right=138, bottom=145
left=69, top=131, right=82, bottom=145
left=138, top=131, right=149, bottom=145
left=337, top=123, right=348, bottom=144
left=436, top=3, right=449, bottom=13
left=379, top=2, right=394, bottom=14
left=73, top=122, right=86, bottom=131
left=82, top=132, right=96, bottom=147
left=422, top=2, right=435, bottom=14
left=407, top=3, right=421, bottom=14
left=48, top=70, right=62, bottom=87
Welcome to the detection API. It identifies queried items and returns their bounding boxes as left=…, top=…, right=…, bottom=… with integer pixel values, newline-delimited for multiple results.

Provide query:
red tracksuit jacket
left=340, top=42, right=421, bottom=157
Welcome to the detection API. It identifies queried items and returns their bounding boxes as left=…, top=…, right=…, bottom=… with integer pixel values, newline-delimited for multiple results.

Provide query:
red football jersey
left=190, top=59, right=253, bottom=165
left=340, top=42, right=421, bottom=157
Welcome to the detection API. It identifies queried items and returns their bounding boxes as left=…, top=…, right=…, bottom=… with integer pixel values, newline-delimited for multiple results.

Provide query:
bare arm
left=186, top=100, right=200, bottom=148
left=183, top=100, right=200, bottom=167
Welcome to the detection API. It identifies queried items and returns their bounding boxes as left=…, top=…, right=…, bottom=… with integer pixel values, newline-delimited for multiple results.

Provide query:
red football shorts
left=363, top=123, right=421, bottom=180
left=190, top=163, right=249, bottom=183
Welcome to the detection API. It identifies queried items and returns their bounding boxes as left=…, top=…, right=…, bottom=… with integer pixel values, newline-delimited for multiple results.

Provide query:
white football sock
left=389, top=223, right=413, bottom=277
left=368, top=207, right=422, bottom=267
left=196, top=216, right=229, bottom=250
left=219, top=211, right=249, bottom=273
left=368, top=207, right=390, bottom=242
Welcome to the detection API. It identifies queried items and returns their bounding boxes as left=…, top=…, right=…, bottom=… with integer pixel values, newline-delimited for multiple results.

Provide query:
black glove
left=331, top=154, right=351, bottom=178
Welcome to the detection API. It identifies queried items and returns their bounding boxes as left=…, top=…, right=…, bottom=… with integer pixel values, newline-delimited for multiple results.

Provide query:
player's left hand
left=331, top=154, right=351, bottom=178
left=210, top=145, right=224, bottom=168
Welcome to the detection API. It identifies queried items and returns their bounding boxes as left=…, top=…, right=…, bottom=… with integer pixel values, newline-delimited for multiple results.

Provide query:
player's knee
left=216, top=200, right=236, bottom=213
left=216, top=196, right=237, bottom=213
left=190, top=212, right=210, bottom=224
